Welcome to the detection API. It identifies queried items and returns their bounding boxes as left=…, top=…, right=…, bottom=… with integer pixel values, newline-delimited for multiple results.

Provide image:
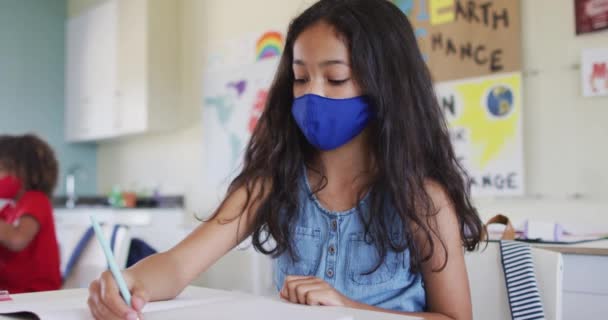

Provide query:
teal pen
left=90, top=215, right=132, bottom=307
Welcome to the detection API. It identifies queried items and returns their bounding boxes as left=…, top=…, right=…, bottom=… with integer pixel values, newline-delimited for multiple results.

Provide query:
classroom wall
left=86, top=0, right=608, bottom=229
left=0, top=0, right=97, bottom=196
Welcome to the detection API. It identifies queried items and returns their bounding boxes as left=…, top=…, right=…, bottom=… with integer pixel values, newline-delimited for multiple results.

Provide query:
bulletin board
left=393, top=0, right=524, bottom=196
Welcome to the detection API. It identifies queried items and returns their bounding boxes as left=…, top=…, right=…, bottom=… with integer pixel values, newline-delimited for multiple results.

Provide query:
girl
left=88, top=0, right=483, bottom=319
left=0, top=134, right=61, bottom=293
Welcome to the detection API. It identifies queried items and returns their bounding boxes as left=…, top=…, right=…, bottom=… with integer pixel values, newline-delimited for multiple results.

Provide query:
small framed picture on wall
left=575, top=0, right=608, bottom=35
left=581, top=48, right=608, bottom=97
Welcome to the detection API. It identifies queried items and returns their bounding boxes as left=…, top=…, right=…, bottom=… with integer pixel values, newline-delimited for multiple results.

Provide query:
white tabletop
left=531, top=239, right=608, bottom=256
left=0, top=286, right=422, bottom=320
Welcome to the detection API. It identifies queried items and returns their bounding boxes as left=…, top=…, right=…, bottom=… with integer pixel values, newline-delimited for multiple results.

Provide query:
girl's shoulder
left=423, top=179, right=451, bottom=209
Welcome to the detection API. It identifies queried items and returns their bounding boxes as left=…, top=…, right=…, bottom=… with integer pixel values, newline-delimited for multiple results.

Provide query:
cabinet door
left=65, top=0, right=118, bottom=141
left=65, top=8, right=88, bottom=141
left=115, top=0, right=147, bottom=135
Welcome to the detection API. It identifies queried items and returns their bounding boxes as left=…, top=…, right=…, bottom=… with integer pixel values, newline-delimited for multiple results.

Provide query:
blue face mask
left=291, top=94, right=371, bottom=151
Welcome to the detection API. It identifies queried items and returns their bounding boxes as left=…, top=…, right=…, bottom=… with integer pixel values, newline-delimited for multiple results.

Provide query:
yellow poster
left=435, top=72, right=524, bottom=196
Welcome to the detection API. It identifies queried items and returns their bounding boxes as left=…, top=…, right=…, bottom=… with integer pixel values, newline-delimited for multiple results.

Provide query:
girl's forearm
left=0, top=219, right=35, bottom=251
left=126, top=250, right=189, bottom=302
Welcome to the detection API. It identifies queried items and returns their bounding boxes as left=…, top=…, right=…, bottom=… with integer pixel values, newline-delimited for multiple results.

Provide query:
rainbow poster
left=256, top=31, right=284, bottom=61
left=206, top=31, right=285, bottom=70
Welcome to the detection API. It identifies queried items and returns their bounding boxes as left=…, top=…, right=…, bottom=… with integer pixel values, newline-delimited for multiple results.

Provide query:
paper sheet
left=0, top=287, right=235, bottom=320
left=0, top=288, right=354, bottom=320
left=143, top=297, right=354, bottom=320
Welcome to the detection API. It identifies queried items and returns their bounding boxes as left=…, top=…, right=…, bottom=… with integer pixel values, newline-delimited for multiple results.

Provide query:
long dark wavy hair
left=211, top=0, right=483, bottom=273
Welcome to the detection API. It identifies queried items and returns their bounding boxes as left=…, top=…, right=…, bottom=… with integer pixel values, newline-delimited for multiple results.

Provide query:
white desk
left=532, top=239, right=608, bottom=256
left=531, top=240, right=608, bottom=319
left=0, top=286, right=422, bottom=320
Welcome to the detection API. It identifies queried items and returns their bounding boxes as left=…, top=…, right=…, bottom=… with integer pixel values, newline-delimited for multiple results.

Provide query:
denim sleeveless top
left=273, top=170, right=426, bottom=312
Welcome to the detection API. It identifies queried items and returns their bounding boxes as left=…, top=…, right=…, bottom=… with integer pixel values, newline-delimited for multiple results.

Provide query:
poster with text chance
left=435, top=72, right=524, bottom=196
left=393, top=0, right=524, bottom=196
left=391, top=0, right=521, bottom=82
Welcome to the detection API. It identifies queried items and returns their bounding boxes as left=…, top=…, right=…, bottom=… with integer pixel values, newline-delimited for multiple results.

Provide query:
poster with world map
left=202, top=31, right=282, bottom=203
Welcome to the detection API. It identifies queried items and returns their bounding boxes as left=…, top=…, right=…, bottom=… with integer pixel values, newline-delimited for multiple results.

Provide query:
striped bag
left=499, top=240, right=546, bottom=320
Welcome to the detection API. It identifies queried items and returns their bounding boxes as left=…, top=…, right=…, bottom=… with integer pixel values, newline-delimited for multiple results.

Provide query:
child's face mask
left=291, top=94, right=371, bottom=150
left=0, top=175, right=22, bottom=199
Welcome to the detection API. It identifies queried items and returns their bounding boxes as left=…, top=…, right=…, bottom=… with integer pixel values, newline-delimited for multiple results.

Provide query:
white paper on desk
left=525, top=220, right=557, bottom=241
left=0, top=287, right=234, bottom=320
left=0, top=296, right=353, bottom=320
left=144, top=297, right=354, bottom=320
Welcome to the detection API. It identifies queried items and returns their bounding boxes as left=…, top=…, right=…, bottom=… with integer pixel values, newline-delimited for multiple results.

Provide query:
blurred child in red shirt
left=0, top=134, right=61, bottom=293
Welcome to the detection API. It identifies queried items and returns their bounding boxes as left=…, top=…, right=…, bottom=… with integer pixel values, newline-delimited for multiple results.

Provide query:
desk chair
left=59, top=223, right=131, bottom=289
left=465, top=242, right=563, bottom=320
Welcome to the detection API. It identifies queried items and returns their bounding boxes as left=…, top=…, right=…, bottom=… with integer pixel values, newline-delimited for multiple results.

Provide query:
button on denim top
left=273, top=170, right=426, bottom=312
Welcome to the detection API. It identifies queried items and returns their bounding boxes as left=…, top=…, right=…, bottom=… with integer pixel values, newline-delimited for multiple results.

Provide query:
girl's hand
left=280, top=275, right=355, bottom=307
left=88, top=270, right=149, bottom=320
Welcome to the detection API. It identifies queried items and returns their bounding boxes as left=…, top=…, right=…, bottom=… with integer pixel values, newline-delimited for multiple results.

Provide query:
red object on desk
left=0, top=290, right=12, bottom=301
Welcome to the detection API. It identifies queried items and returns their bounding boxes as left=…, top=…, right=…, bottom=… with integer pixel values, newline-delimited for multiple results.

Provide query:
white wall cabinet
left=65, top=0, right=179, bottom=142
